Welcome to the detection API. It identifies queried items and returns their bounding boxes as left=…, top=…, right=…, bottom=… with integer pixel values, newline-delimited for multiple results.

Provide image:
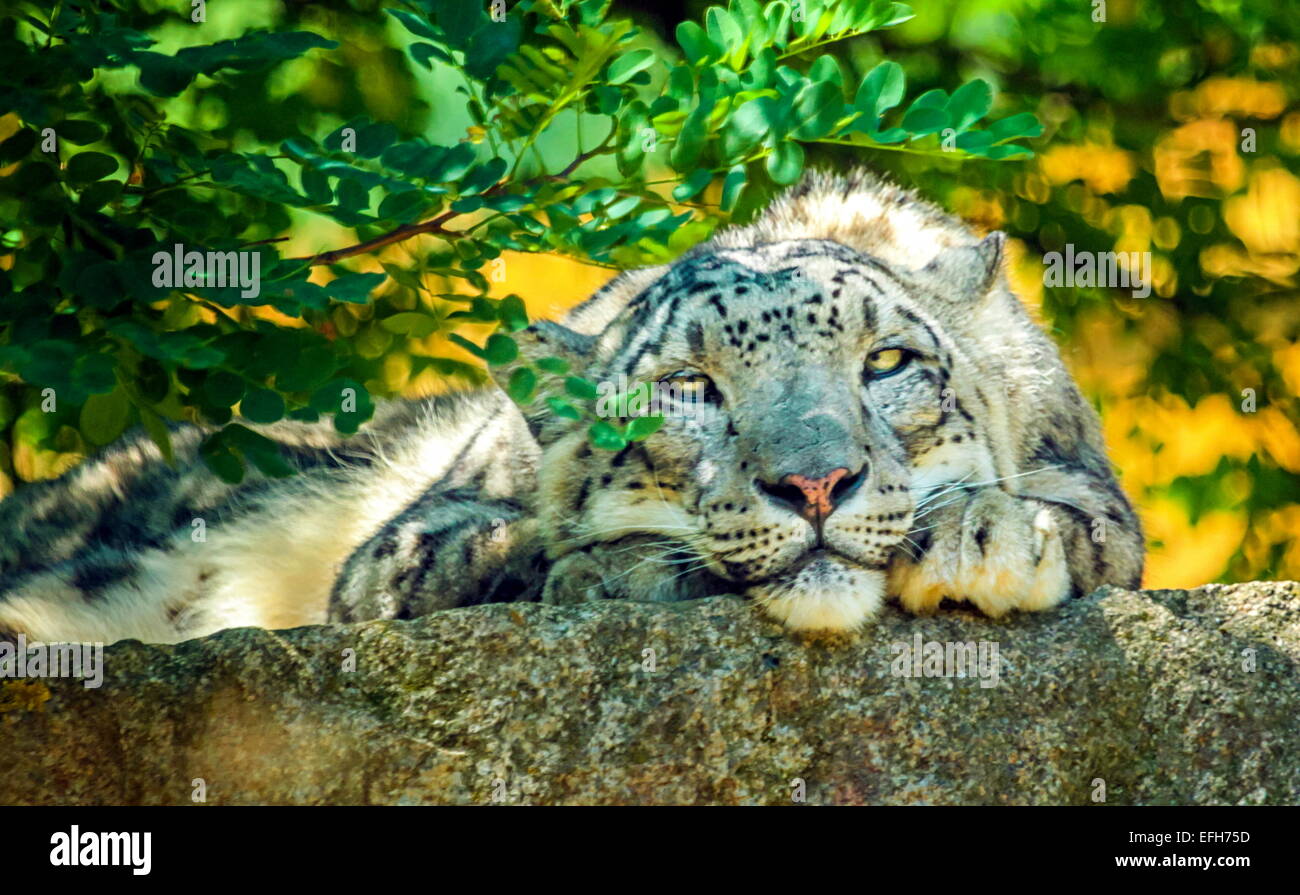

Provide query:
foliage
left=0, top=0, right=1037, bottom=479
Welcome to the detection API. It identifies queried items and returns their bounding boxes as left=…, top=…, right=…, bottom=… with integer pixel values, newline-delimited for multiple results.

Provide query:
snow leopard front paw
left=541, top=550, right=613, bottom=605
left=889, top=487, right=1070, bottom=618
left=542, top=538, right=722, bottom=606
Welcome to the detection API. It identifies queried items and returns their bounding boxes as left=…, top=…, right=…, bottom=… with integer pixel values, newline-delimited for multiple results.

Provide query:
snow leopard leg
left=328, top=487, right=546, bottom=623
left=891, top=475, right=1143, bottom=617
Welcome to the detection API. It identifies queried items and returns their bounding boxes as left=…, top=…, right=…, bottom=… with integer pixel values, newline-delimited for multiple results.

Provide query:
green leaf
left=244, top=449, right=296, bottom=479
left=465, top=15, right=523, bottom=80
left=241, top=388, right=285, bottom=424
left=353, top=122, right=397, bottom=158
left=309, top=378, right=375, bottom=434
left=446, top=295, right=500, bottom=323
left=199, top=434, right=245, bottom=484
left=947, top=79, right=992, bottom=131
left=854, top=61, right=905, bottom=118
left=676, top=21, right=721, bottom=65
left=507, top=366, right=537, bottom=404
left=387, top=8, right=441, bottom=40
left=425, top=142, right=477, bottom=183
left=706, top=6, right=746, bottom=62
left=65, top=151, right=118, bottom=183
left=911, top=89, right=949, bottom=110
left=792, top=80, right=844, bottom=139
left=78, top=180, right=122, bottom=212
left=724, top=97, right=774, bottom=159
left=460, top=158, right=509, bottom=195
left=135, top=359, right=170, bottom=404
left=672, top=169, right=712, bottom=201
left=483, top=333, right=518, bottom=366
left=73, top=261, right=124, bottom=308
left=58, top=120, right=105, bottom=145
left=869, top=126, right=909, bottom=144
left=985, top=144, right=1034, bottom=160
left=809, top=55, right=843, bottom=88
left=80, top=387, right=131, bottom=446
left=588, top=421, right=628, bottom=451
left=377, top=190, right=427, bottom=223
left=670, top=94, right=715, bottom=171
left=203, top=370, right=246, bottom=407
left=721, top=164, right=747, bottom=212
left=766, top=141, right=804, bottom=185
left=901, top=105, right=947, bottom=136
left=74, top=353, right=118, bottom=396
left=326, top=272, right=386, bottom=303
left=410, top=42, right=452, bottom=68
left=955, top=130, right=995, bottom=153
left=379, top=312, right=440, bottom=337
left=625, top=414, right=664, bottom=441
left=573, top=188, right=617, bottom=215
left=545, top=396, right=582, bottom=420
left=135, top=32, right=337, bottom=97
left=763, top=1, right=792, bottom=48
left=276, top=346, right=337, bottom=392
left=565, top=376, right=599, bottom=401
left=537, top=356, right=570, bottom=375
left=431, top=0, right=481, bottom=46
left=986, top=112, right=1043, bottom=144
left=498, top=295, right=529, bottom=332
left=0, top=127, right=36, bottom=162
left=224, top=424, right=295, bottom=477
left=337, top=179, right=371, bottom=212
left=605, top=195, right=642, bottom=218
left=608, top=48, right=656, bottom=85
left=451, top=195, right=485, bottom=213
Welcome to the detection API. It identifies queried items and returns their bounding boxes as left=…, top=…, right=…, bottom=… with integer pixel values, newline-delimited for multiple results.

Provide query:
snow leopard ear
left=496, top=318, right=598, bottom=377
left=488, top=319, right=597, bottom=441
left=506, top=319, right=597, bottom=371
left=918, top=231, right=1006, bottom=300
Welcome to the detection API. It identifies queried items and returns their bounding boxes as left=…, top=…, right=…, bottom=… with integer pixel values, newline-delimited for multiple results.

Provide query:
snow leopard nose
left=757, top=466, right=864, bottom=529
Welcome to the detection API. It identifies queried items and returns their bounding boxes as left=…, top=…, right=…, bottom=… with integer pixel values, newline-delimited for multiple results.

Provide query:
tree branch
left=295, top=209, right=460, bottom=267
left=292, top=137, right=615, bottom=268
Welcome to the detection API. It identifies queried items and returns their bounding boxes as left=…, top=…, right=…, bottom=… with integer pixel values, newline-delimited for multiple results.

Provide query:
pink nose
left=780, top=467, right=852, bottom=523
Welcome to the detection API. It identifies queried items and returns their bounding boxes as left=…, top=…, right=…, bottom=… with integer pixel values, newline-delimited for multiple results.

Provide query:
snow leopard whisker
left=914, top=465, right=1064, bottom=511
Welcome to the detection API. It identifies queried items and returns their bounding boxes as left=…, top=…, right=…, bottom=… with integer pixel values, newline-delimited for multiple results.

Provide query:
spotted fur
left=0, top=169, right=1142, bottom=643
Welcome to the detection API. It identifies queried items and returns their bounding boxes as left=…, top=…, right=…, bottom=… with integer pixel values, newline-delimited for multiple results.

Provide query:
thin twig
left=293, top=208, right=460, bottom=266
left=290, top=134, right=615, bottom=268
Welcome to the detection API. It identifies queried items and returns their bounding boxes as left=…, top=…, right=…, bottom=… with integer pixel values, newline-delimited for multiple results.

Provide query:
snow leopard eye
left=864, top=348, right=913, bottom=380
left=662, top=371, right=723, bottom=406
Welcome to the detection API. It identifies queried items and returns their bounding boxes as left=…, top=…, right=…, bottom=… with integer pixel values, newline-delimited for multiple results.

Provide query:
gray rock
left=1, top=581, right=1297, bottom=805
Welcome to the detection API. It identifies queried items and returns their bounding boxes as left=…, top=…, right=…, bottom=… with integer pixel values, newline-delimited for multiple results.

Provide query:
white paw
left=891, top=489, right=1070, bottom=618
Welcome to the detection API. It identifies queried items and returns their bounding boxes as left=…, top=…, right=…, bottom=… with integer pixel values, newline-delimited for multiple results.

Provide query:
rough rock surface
left=1, top=581, right=1297, bottom=805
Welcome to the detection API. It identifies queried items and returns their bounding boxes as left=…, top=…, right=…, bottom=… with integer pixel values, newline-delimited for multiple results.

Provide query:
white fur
left=752, top=561, right=886, bottom=632
left=0, top=399, right=507, bottom=645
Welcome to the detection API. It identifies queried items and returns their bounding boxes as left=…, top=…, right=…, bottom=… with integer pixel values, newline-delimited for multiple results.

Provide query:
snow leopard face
left=514, top=233, right=1013, bottom=631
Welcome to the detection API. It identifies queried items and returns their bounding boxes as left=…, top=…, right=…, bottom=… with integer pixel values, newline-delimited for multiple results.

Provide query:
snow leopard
left=0, top=169, right=1144, bottom=644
